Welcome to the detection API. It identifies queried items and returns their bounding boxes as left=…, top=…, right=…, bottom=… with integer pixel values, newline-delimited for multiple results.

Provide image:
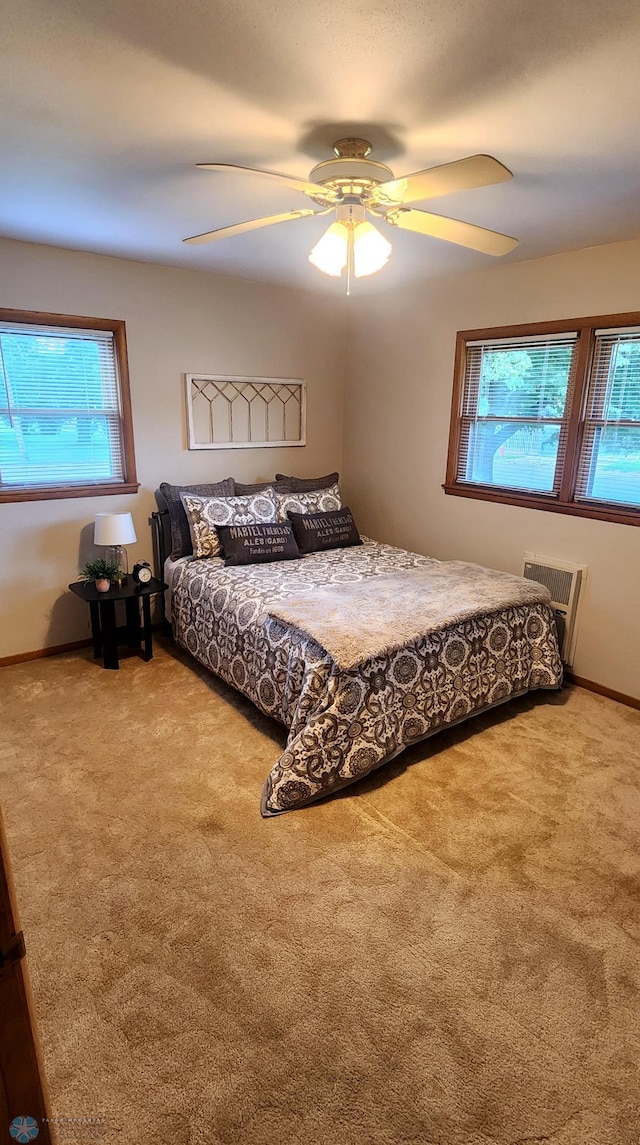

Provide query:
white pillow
left=275, top=482, right=342, bottom=522
left=181, top=487, right=278, bottom=559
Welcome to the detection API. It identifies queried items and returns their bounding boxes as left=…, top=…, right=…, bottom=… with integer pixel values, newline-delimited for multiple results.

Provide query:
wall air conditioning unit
left=522, top=553, right=587, bottom=666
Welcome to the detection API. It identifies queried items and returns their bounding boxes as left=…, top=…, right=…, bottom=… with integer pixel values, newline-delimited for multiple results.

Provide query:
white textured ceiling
left=3, top=0, right=640, bottom=294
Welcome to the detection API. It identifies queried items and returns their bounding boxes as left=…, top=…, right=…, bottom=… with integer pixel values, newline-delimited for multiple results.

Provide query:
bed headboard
left=150, top=491, right=171, bottom=631
left=150, top=489, right=171, bottom=580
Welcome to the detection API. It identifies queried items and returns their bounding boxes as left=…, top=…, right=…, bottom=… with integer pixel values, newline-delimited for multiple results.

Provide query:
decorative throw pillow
left=181, top=487, right=278, bottom=559
left=274, top=471, right=339, bottom=492
left=232, top=480, right=282, bottom=496
left=288, top=506, right=362, bottom=555
left=160, top=478, right=235, bottom=559
left=217, top=522, right=301, bottom=566
left=275, top=482, right=342, bottom=522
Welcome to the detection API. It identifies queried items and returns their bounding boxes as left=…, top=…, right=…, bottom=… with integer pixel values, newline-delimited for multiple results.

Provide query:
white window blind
left=575, top=329, right=640, bottom=509
left=0, top=322, right=125, bottom=490
left=457, top=334, right=578, bottom=495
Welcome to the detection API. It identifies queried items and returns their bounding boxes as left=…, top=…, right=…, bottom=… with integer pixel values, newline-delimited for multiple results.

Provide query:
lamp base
left=106, top=545, right=128, bottom=585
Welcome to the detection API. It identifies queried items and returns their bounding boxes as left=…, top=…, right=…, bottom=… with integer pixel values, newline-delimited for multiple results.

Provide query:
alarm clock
left=132, top=560, right=152, bottom=585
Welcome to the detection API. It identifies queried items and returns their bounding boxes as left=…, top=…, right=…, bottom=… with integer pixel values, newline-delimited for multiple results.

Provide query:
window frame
left=444, top=311, right=640, bottom=528
left=0, top=308, right=139, bottom=504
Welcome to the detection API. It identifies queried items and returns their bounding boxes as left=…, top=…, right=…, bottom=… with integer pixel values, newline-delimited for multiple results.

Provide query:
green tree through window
left=464, top=339, right=574, bottom=492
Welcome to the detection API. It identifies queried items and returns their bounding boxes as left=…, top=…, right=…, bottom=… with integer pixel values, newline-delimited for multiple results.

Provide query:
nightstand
left=68, top=577, right=167, bottom=670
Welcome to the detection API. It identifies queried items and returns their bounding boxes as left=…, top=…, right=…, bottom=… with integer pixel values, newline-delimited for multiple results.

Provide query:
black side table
left=68, top=577, right=167, bottom=670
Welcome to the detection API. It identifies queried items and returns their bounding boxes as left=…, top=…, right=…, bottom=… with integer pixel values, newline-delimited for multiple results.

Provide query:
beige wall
left=343, top=239, right=640, bottom=699
left=3, top=234, right=640, bottom=696
left=0, top=238, right=346, bottom=658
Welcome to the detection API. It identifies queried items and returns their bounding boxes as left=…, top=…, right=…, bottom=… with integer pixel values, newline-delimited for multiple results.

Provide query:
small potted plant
left=80, top=558, right=121, bottom=593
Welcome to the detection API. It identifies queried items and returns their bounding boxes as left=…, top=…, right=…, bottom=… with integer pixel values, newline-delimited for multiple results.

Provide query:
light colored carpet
left=1, top=639, right=640, bottom=1145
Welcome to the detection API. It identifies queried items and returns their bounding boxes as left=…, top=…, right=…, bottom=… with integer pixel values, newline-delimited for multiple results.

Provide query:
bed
left=153, top=496, right=563, bottom=816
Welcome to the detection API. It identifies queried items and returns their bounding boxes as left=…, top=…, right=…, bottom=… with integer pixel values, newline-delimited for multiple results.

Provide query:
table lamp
left=94, top=512, right=137, bottom=583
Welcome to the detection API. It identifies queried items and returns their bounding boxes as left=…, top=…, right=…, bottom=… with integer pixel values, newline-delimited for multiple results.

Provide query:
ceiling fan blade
left=196, top=163, right=337, bottom=202
left=385, top=207, right=518, bottom=256
left=371, top=154, right=513, bottom=206
left=183, top=209, right=323, bottom=245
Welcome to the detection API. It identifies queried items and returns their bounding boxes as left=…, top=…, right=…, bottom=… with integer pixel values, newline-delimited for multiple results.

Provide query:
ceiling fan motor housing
left=309, top=140, right=393, bottom=203
left=309, top=156, right=393, bottom=186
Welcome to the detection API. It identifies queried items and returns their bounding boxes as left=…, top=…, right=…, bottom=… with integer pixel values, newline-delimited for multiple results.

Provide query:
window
left=0, top=309, right=138, bottom=503
left=445, top=313, right=640, bottom=526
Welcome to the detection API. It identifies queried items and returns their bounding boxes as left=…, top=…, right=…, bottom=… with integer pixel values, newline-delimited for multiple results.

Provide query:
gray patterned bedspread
left=171, top=540, right=563, bottom=815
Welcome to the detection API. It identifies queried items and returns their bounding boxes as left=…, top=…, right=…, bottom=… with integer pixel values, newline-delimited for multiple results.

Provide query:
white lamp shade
left=353, top=222, right=392, bottom=277
left=308, top=222, right=348, bottom=277
left=94, top=512, right=137, bottom=546
left=309, top=219, right=391, bottom=279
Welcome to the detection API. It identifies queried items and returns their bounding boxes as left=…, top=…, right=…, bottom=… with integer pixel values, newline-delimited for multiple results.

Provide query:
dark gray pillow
left=232, top=480, right=285, bottom=496
left=274, top=471, right=339, bottom=492
left=287, top=506, right=362, bottom=555
left=160, top=478, right=234, bottom=559
left=217, top=522, right=300, bottom=566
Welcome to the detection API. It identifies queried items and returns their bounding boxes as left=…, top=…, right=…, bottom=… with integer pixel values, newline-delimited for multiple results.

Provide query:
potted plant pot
left=95, top=578, right=111, bottom=593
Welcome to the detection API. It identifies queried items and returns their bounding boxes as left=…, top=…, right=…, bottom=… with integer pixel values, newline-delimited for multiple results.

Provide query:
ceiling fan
left=183, top=138, right=518, bottom=288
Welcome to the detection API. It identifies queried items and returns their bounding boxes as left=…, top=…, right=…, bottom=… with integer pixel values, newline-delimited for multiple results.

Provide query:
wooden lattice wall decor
left=185, top=375, right=306, bottom=450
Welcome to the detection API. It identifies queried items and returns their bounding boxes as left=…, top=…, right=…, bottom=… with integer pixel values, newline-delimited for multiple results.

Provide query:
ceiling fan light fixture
left=308, top=221, right=349, bottom=276
left=309, top=211, right=391, bottom=281
left=189, top=144, right=517, bottom=282
left=352, top=221, right=392, bottom=277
